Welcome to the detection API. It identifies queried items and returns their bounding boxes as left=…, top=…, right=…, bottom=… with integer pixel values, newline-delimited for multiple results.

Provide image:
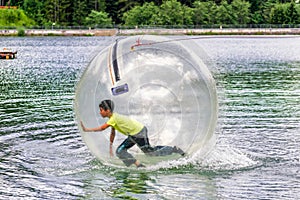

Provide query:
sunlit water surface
left=0, top=36, right=299, bottom=199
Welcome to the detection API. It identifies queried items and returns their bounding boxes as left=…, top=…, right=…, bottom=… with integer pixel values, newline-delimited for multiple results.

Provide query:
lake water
left=0, top=36, right=299, bottom=199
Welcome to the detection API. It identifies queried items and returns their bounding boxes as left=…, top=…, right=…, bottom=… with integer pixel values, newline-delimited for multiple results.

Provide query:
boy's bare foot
left=134, top=160, right=145, bottom=168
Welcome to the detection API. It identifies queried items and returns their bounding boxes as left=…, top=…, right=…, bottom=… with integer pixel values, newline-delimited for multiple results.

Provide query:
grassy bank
left=1, top=27, right=300, bottom=36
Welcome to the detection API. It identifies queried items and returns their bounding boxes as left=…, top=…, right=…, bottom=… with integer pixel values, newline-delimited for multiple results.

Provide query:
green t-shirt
left=107, top=113, right=144, bottom=136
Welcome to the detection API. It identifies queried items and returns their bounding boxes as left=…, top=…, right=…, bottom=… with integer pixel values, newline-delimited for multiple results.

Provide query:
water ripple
left=0, top=36, right=299, bottom=199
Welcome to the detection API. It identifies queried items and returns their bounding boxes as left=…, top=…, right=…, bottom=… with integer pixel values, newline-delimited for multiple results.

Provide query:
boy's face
left=99, top=107, right=111, bottom=118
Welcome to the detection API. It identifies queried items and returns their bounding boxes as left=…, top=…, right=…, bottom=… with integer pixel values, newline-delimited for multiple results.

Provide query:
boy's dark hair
left=99, top=100, right=114, bottom=112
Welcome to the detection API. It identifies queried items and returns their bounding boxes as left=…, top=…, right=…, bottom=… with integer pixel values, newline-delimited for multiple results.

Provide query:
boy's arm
left=80, top=121, right=110, bottom=132
left=110, top=128, right=115, bottom=145
left=109, top=128, right=115, bottom=157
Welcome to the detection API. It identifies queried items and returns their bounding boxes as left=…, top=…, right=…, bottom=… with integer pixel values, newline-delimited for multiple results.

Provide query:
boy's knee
left=140, top=145, right=155, bottom=156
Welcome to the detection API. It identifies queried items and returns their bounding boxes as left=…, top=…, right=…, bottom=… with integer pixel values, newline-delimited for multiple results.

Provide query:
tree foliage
left=122, top=2, right=160, bottom=26
left=231, top=0, right=251, bottom=24
left=85, top=10, right=112, bottom=26
left=157, top=0, right=193, bottom=25
left=0, top=8, right=35, bottom=26
left=1, top=0, right=300, bottom=27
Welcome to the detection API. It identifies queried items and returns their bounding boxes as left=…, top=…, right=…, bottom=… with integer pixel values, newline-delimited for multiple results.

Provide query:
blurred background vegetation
left=0, top=0, right=299, bottom=28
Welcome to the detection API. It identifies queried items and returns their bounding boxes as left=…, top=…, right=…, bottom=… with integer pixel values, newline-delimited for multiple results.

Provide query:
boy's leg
left=133, top=127, right=174, bottom=156
left=152, top=146, right=185, bottom=156
left=133, top=127, right=185, bottom=157
left=116, top=138, right=136, bottom=166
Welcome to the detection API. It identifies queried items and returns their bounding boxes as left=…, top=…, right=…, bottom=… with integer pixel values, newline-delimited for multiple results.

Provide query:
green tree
left=193, top=1, right=208, bottom=25
left=88, top=0, right=106, bottom=12
left=105, top=1, right=119, bottom=24
left=270, top=3, right=287, bottom=24
left=85, top=10, right=112, bottom=26
left=0, top=8, right=35, bottom=26
left=215, top=0, right=233, bottom=24
left=231, top=0, right=251, bottom=24
left=44, top=0, right=59, bottom=24
left=4, top=0, right=300, bottom=27
left=43, top=0, right=74, bottom=26
left=270, top=1, right=300, bottom=24
left=118, top=0, right=140, bottom=13
left=176, top=0, right=193, bottom=7
left=22, top=0, right=45, bottom=25
left=250, top=0, right=276, bottom=24
left=156, top=0, right=193, bottom=26
left=286, top=0, right=299, bottom=24
left=122, top=2, right=160, bottom=26
left=248, top=0, right=262, bottom=13
left=72, top=0, right=88, bottom=25
left=262, top=0, right=278, bottom=23
left=57, top=0, right=72, bottom=25
left=193, top=1, right=218, bottom=25
left=123, top=0, right=193, bottom=26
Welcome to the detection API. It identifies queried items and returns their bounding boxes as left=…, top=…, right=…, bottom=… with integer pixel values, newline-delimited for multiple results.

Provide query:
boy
left=80, top=99, right=185, bottom=168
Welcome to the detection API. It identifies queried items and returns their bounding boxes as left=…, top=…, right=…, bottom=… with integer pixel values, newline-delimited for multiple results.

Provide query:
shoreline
left=1, top=28, right=300, bottom=36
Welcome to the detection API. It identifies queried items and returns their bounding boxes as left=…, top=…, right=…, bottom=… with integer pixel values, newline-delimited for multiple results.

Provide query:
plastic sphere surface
left=74, top=35, right=218, bottom=166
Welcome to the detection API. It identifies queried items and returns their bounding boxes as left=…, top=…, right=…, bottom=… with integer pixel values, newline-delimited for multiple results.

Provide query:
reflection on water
left=0, top=36, right=299, bottom=199
left=222, top=62, right=299, bottom=129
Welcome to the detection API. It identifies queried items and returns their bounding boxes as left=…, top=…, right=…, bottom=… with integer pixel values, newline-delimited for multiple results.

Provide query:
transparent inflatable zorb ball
left=74, top=35, right=218, bottom=166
